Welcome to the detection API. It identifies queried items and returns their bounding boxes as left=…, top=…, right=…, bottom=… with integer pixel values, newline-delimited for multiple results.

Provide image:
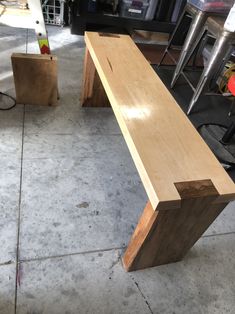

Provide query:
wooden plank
left=81, top=48, right=110, bottom=107
left=84, top=31, right=235, bottom=209
left=11, top=53, right=58, bottom=106
left=123, top=180, right=228, bottom=271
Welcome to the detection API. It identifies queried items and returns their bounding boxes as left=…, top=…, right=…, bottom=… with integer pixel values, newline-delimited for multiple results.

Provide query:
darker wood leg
left=81, top=48, right=110, bottom=107
left=123, top=179, right=228, bottom=272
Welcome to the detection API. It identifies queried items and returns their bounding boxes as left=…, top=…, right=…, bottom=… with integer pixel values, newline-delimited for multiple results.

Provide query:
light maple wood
left=84, top=32, right=235, bottom=208
left=82, top=32, right=235, bottom=270
left=12, top=53, right=58, bottom=106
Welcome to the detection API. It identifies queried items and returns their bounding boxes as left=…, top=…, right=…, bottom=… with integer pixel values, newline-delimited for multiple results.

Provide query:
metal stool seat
left=158, top=3, right=210, bottom=82
left=176, top=16, right=235, bottom=115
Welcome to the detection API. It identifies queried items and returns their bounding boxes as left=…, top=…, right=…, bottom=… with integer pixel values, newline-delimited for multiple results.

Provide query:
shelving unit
left=70, top=1, right=177, bottom=35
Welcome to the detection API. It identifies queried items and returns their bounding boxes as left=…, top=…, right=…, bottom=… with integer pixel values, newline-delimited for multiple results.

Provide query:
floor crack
left=14, top=104, right=25, bottom=314
left=129, top=273, right=154, bottom=314
left=20, top=246, right=125, bottom=263
left=202, top=231, right=235, bottom=239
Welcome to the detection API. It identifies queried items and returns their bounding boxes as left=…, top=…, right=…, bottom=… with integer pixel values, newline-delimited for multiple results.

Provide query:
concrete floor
left=0, top=25, right=235, bottom=314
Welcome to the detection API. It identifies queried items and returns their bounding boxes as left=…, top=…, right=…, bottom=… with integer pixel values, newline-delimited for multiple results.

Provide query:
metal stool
left=158, top=3, right=209, bottom=82
left=176, top=16, right=235, bottom=115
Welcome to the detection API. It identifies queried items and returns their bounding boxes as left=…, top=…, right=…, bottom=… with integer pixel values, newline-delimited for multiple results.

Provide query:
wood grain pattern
left=84, top=32, right=235, bottom=210
left=12, top=53, right=58, bottom=106
left=82, top=32, right=235, bottom=271
left=123, top=180, right=228, bottom=271
left=81, top=48, right=110, bottom=107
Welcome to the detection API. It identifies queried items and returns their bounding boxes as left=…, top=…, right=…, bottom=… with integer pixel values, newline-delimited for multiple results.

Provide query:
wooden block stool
left=11, top=53, right=58, bottom=106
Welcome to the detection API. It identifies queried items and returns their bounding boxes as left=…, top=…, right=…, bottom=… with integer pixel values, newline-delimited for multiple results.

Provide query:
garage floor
left=0, top=25, right=235, bottom=314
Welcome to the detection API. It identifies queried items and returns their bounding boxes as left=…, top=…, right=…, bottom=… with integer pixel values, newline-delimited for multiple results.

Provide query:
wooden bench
left=81, top=32, right=235, bottom=272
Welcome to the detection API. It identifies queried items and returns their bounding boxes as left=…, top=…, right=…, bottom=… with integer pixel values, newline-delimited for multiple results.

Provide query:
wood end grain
left=174, top=179, right=219, bottom=200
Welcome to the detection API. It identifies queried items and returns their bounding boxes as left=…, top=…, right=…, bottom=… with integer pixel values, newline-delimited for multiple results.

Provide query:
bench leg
left=123, top=180, right=228, bottom=271
left=81, top=48, right=110, bottom=107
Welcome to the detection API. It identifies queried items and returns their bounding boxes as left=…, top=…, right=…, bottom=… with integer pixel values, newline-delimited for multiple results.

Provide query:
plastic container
left=145, top=0, right=159, bottom=20
left=187, top=0, right=234, bottom=13
left=224, top=3, right=235, bottom=31
left=171, top=0, right=186, bottom=23
left=88, top=0, right=97, bottom=13
left=120, top=0, right=149, bottom=20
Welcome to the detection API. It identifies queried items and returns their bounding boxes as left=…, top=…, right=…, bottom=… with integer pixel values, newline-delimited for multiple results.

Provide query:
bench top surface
left=85, top=31, right=235, bottom=209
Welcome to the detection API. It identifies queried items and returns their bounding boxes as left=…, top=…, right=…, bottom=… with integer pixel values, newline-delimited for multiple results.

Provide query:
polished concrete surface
left=0, top=25, right=234, bottom=314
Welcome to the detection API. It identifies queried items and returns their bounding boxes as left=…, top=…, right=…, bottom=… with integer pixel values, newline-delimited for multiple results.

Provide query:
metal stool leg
left=171, top=10, right=207, bottom=88
left=192, top=32, right=210, bottom=68
left=209, top=45, right=235, bottom=91
left=187, top=34, right=233, bottom=115
left=169, top=26, right=208, bottom=89
left=229, top=99, right=235, bottom=117
left=158, top=7, right=188, bottom=67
